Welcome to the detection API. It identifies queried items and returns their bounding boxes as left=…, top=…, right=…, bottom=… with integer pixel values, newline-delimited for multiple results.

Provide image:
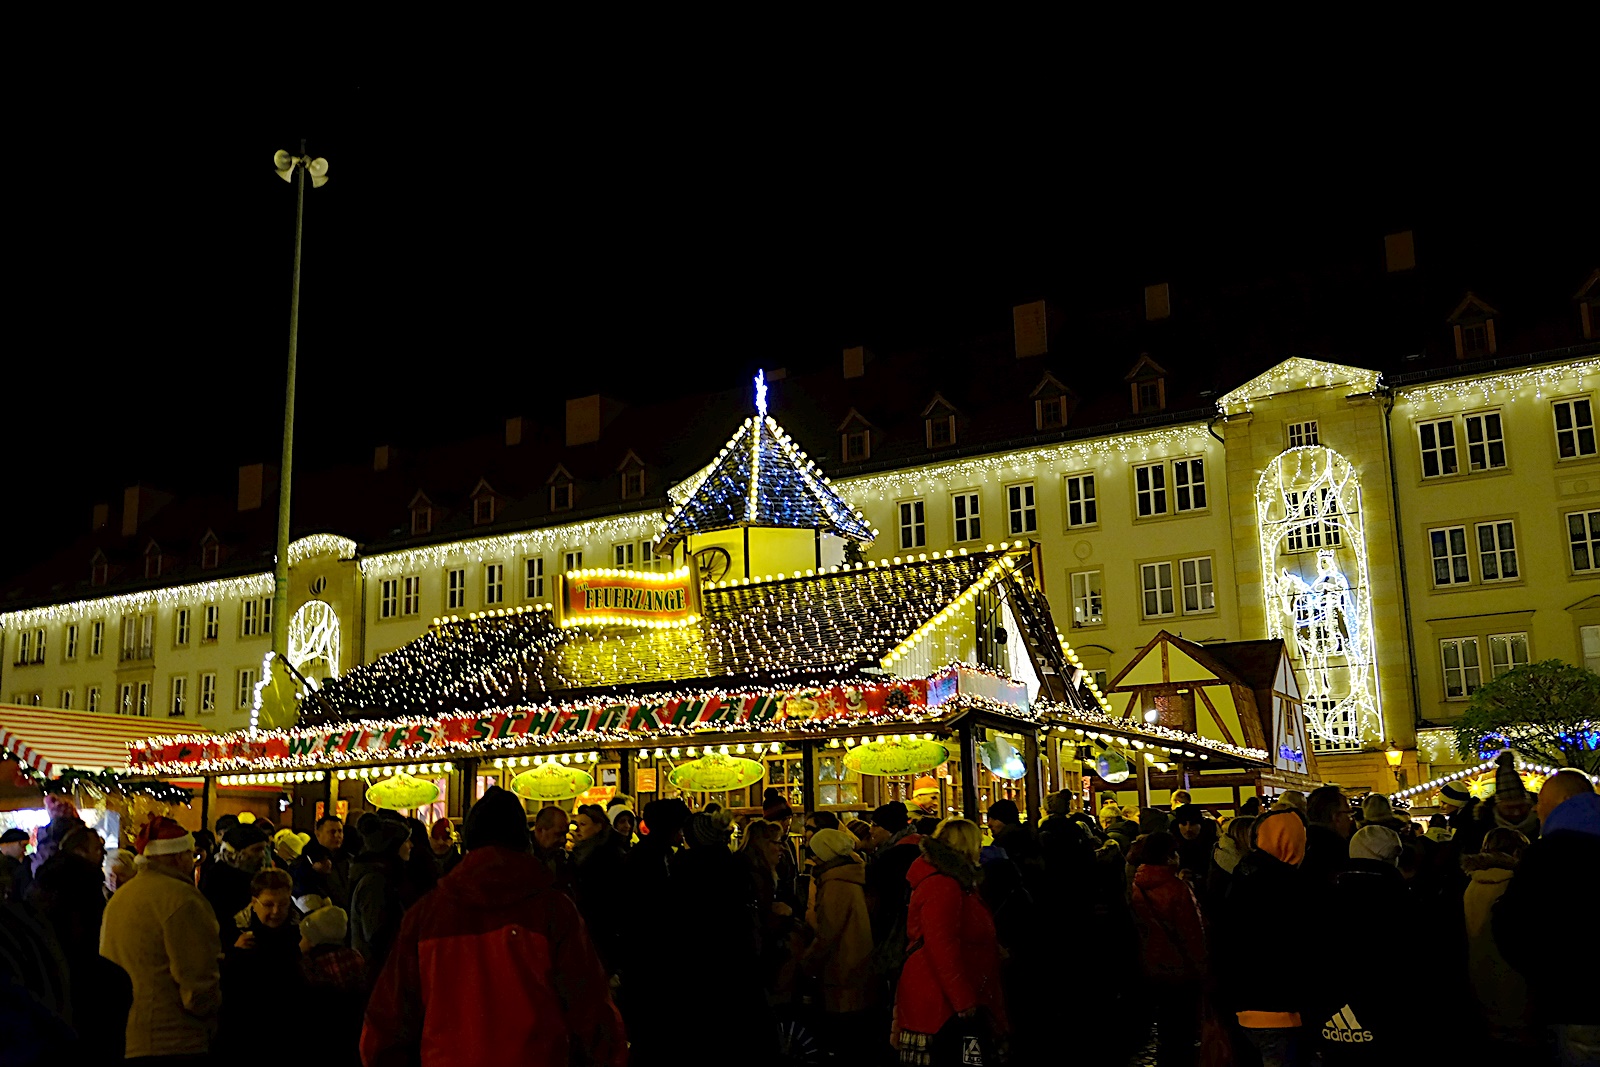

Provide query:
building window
left=170, top=676, right=187, bottom=717
left=1488, top=632, right=1530, bottom=678
left=91, top=555, right=108, bottom=586
left=1553, top=397, right=1597, bottom=459
left=614, top=543, right=635, bottom=569
left=403, top=576, right=420, bottom=616
left=1440, top=637, right=1482, bottom=700
left=1568, top=510, right=1600, bottom=572
left=474, top=496, right=495, bottom=525
left=1070, top=570, right=1103, bottom=627
left=622, top=469, right=645, bottom=499
left=201, top=538, right=220, bottom=569
left=641, top=541, right=656, bottom=570
left=447, top=569, right=466, bottom=610
left=1180, top=556, right=1215, bottom=614
left=1006, top=483, right=1037, bottom=536
left=1429, top=526, right=1471, bottom=586
left=1419, top=419, right=1460, bottom=478
left=1037, top=396, right=1067, bottom=429
left=1460, top=322, right=1489, bottom=355
left=90, top=620, right=104, bottom=657
left=121, top=614, right=153, bottom=661
left=137, top=682, right=151, bottom=717
left=241, top=600, right=260, bottom=636
left=203, top=604, right=219, bottom=642
left=1064, top=474, right=1097, bottom=528
left=175, top=608, right=190, bottom=646
left=1307, top=697, right=1362, bottom=753
left=237, top=669, right=257, bottom=711
left=119, top=684, right=133, bottom=715
left=1582, top=625, right=1600, bottom=674
left=843, top=431, right=870, bottom=462
left=525, top=557, right=544, bottom=599
left=1287, top=420, right=1319, bottom=448
left=898, top=501, right=926, bottom=550
left=65, top=624, right=78, bottom=660
left=1173, top=458, right=1207, bottom=512
left=551, top=483, right=574, bottom=511
left=484, top=564, right=504, bottom=604
left=1140, top=562, right=1176, bottom=618
left=1134, top=463, right=1167, bottom=517
left=200, top=672, right=217, bottom=714
left=380, top=579, right=399, bottom=619
left=30, top=629, right=43, bottom=664
left=1285, top=489, right=1342, bottom=552
left=87, top=687, right=101, bottom=713
left=1463, top=412, right=1507, bottom=471
left=1135, top=379, right=1164, bottom=413
left=951, top=492, right=981, bottom=542
left=565, top=551, right=583, bottom=572
left=145, top=547, right=162, bottom=580
left=14, top=631, right=28, bottom=666
left=412, top=507, right=432, bottom=535
left=1475, top=521, right=1519, bottom=582
left=262, top=598, right=273, bottom=636
left=926, top=416, right=955, bottom=449
left=58, top=689, right=73, bottom=710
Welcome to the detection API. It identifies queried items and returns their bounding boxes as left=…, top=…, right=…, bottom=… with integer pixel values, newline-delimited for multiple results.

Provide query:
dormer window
left=1448, top=292, right=1499, bottom=360
left=144, top=542, right=163, bottom=580
left=470, top=479, right=498, bottom=526
left=922, top=395, right=958, bottom=450
left=838, top=409, right=873, bottom=463
left=409, top=491, right=434, bottom=536
left=90, top=551, right=108, bottom=587
left=548, top=465, right=575, bottom=512
left=1030, top=372, right=1075, bottom=431
left=1125, top=355, right=1168, bottom=414
left=618, top=451, right=646, bottom=500
left=200, top=531, right=219, bottom=569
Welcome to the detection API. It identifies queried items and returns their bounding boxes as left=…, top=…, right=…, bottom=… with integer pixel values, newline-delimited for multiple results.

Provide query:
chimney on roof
left=373, top=445, right=391, bottom=472
left=1013, top=301, right=1048, bottom=358
left=843, top=346, right=867, bottom=379
left=92, top=503, right=109, bottom=531
left=505, top=417, right=523, bottom=446
left=122, top=485, right=173, bottom=536
left=238, top=464, right=266, bottom=512
left=1384, top=230, right=1416, bottom=272
left=565, top=395, right=624, bottom=447
left=1144, top=283, right=1171, bottom=322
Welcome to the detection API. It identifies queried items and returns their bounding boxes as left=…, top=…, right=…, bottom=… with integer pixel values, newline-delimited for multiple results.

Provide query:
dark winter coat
left=1457, top=795, right=1540, bottom=856
left=361, top=846, right=625, bottom=1067
left=669, top=843, right=774, bottom=1055
left=349, top=853, right=406, bottom=978
left=1217, top=849, right=1309, bottom=1016
left=864, top=830, right=922, bottom=944
left=200, top=860, right=256, bottom=949
left=1037, top=813, right=1096, bottom=914
left=991, top=820, right=1047, bottom=898
left=217, top=905, right=303, bottom=1063
left=27, top=851, right=130, bottom=1061
left=569, top=829, right=629, bottom=974
left=894, top=837, right=1009, bottom=1040
left=1301, top=823, right=1349, bottom=887
left=1493, top=792, right=1600, bottom=1025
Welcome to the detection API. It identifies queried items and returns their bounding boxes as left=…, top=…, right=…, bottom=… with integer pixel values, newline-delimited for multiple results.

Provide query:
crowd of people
left=0, top=749, right=1596, bottom=1067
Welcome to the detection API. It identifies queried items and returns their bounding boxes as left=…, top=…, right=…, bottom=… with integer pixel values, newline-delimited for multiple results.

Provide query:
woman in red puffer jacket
left=1129, top=831, right=1207, bottom=1067
left=893, top=818, right=1008, bottom=1065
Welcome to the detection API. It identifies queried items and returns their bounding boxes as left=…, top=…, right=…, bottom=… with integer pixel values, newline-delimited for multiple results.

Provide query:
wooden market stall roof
left=1, top=703, right=209, bottom=779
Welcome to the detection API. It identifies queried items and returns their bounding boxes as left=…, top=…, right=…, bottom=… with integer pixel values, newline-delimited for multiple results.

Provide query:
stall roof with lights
left=1, top=703, right=210, bottom=779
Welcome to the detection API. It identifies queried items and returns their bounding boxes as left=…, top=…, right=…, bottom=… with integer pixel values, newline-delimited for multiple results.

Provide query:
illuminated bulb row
left=569, top=565, right=691, bottom=583
left=219, top=770, right=328, bottom=785
left=440, top=603, right=554, bottom=627
left=560, top=613, right=700, bottom=629
left=1390, top=754, right=1598, bottom=801
left=491, top=750, right=602, bottom=768
left=882, top=555, right=1017, bottom=667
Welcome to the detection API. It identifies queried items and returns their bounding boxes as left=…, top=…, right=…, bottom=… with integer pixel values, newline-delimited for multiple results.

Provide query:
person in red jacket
left=893, top=817, right=1008, bottom=1065
left=1129, top=831, right=1208, bottom=1067
left=361, top=786, right=625, bottom=1067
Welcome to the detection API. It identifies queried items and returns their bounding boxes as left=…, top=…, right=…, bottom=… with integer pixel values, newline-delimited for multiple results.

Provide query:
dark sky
left=5, top=80, right=1590, bottom=577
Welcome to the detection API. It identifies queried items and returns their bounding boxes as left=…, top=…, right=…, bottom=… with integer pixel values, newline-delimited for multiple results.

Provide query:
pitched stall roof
left=316, top=552, right=1021, bottom=720
left=1, top=704, right=210, bottom=778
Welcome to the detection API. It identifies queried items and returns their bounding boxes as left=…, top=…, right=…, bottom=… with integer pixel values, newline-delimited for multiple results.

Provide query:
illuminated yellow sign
left=556, top=564, right=702, bottom=629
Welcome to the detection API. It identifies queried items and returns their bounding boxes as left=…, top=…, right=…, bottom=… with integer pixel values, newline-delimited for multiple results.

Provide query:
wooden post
left=201, top=776, right=217, bottom=829
left=322, top=771, right=337, bottom=821
left=1046, top=733, right=1062, bottom=794
left=1022, top=728, right=1043, bottom=821
left=800, top=742, right=817, bottom=814
left=1136, top=751, right=1151, bottom=810
left=617, top=748, right=633, bottom=797
left=959, top=724, right=980, bottom=820
left=455, top=758, right=480, bottom=816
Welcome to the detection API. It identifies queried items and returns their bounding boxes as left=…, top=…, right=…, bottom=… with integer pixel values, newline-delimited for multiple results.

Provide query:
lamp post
left=269, top=145, right=329, bottom=667
left=1384, top=740, right=1404, bottom=789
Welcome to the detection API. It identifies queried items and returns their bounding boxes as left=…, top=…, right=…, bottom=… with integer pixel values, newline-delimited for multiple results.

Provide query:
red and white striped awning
left=0, top=704, right=208, bottom=780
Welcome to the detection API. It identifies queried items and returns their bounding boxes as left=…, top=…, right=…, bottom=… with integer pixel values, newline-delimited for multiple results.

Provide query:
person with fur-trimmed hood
left=1457, top=752, right=1541, bottom=855
left=1461, top=827, right=1535, bottom=1054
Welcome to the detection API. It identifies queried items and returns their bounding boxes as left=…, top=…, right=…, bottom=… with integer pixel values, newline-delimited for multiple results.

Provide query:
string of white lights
left=1218, top=358, right=1382, bottom=416
left=1394, top=358, right=1600, bottom=410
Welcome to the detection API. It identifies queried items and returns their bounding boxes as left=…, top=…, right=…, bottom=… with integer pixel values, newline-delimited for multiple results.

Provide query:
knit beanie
left=606, top=794, right=636, bottom=827
left=1439, top=781, right=1472, bottom=805
left=223, top=824, right=269, bottom=852
left=463, top=786, right=529, bottom=852
left=273, top=828, right=310, bottom=859
left=870, top=802, right=909, bottom=832
left=762, top=788, right=794, bottom=820
left=986, top=799, right=1020, bottom=826
left=686, top=810, right=733, bottom=850
left=300, top=905, right=349, bottom=948
left=1277, top=791, right=1308, bottom=814
left=808, top=828, right=858, bottom=864
left=1099, top=802, right=1125, bottom=822
left=1361, top=794, right=1396, bottom=823
left=1046, top=791, right=1072, bottom=817
left=430, top=818, right=454, bottom=845
left=1493, top=751, right=1526, bottom=800
left=1254, top=810, right=1307, bottom=866
left=912, top=776, right=940, bottom=799
left=641, top=798, right=691, bottom=839
left=1348, top=825, right=1403, bottom=866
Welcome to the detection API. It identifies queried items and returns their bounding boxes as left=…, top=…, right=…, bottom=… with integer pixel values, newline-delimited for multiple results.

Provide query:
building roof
left=0, top=703, right=210, bottom=778
left=1205, top=639, right=1296, bottom=695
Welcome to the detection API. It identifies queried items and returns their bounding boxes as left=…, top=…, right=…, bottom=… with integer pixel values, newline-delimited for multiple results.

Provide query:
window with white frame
left=614, top=543, right=635, bottom=569
left=1488, top=632, right=1530, bottom=678
left=202, top=538, right=220, bottom=569
left=843, top=430, right=869, bottom=462
left=898, top=501, right=926, bottom=550
left=1006, top=483, right=1037, bottom=536
left=380, top=579, right=400, bottom=618
left=119, top=684, right=133, bottom=715
left=1419, top=419, right=1459, bottom=478
left=565, top=551, right=583, bottom=572
left=136, top=682, right=150, bottom=717
left=551, top=483, right=574, bottom=511
left=175, top=608, right=190, bottom=646
left=90, top=620, right=104, bottom=657
left=1475, top=521, right=1519, bottom=582
left=1307, top=697, right=1362, bottom=753
left=200, top=672, right=217, bottom=714
left=447, top=568, right=466, bottom=610
left=1429, top=526, right=1471, bottom=586
left=237, top=669, right=257, bottom=711
left=1090, top=669, right=1108, bottom=692
left=170, top=676, right=187, bottom=716
left=926, top=415, right=955, bottom=449
left=640, top=541, right=656, bottom=570
left=952, top=492, right=981, bottom=542
left=64, top=624, right=78, bottom=660
left=58, top=689, right=73, bottom=710
left=403, top=576, right=420, bottom=616
left=1287, top=420, right=1320, bottom=448
left=1134, top=463, right=1168, bottom=517
left=1180, top=556, right=1215, bottom=614
left=1440, top=637, right=1482, bottom=700
left=1064, top=474, right=1097, bottom=528
left=1037, top=395, right=1067, bottom=429
left=1173, top=458, right=1207, bottom=512
left=1582, top=625, right=1600, bottom=674
left=262, top=598, right=273, bottom=635
left=203, top=604, right=218, bottom=642
left=32, top=629, right=44, bottom=664
left=1284, top=489, right=1341, bottom=552
left=1567, top=510, right=1600, bottom=573
left=1463, top=412, right=1507, bottom=471
left=1070, top=570, right=1103, bottom=627
left=622, top=468, right=645, bottom=500
left=87, top=686, right=101, bottom=713
left=241, top=599, right=260, bottom=636
left=1140, top=562, right=1175, bottom=618
left=13, top=631, right=28, bottom=665
left=485, top=564, right=505, bottom=604
left=1553, top=397, right=1597, bottom=459
left=412, top=507, right=432, bottom=535
left=525, top=557, right=544, bottom=599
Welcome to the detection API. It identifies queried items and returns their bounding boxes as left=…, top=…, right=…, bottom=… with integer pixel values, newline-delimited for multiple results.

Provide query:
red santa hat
left=135, top=816, right=195, bottom=858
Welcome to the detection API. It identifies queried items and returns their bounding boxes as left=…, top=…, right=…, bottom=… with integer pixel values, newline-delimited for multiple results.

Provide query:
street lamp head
left=1384, top=741, right=1403, bottom=768
left=273, top=150, right=330, bottom=187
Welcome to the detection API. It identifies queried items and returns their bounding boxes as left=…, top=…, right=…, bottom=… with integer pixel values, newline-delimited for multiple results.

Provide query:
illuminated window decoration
left=287, top=600, right=342, bottom=681
left=655, top=374, right=876, bottom=555
left=1256, top=446, right=1381, bottom=750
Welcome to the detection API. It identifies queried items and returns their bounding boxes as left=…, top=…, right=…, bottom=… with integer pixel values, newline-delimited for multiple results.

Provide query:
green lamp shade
left=509, top=763, right=596, bottom=802
left=1095, top=748, right=1131, bottom=785
left=667, top=753, right=766, bottom=792
left=844, top=738, right=949, bottom=777
left=979, top=736, right=1026, bottom=780
left=365, top=772, right=443, bottom=810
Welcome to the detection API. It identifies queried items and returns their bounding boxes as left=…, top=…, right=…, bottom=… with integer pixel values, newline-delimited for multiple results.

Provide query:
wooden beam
left=1023, top=728, right=1043, bottom=820
left=616, top=748, right=633, bottom=798
left=959, top=725, right=980, bottom=820
left=800, top=742, right=817, bottom=814
left=1195, top=686, right=1240, bottom=747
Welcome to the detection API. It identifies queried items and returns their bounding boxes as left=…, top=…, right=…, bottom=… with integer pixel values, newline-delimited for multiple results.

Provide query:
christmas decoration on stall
left=365, top=771, right=442, bottom=811
left=844, top=736, right=949, bottom=777
left=666, top=751, right=766, bottom=792
left=509, top=762, right=595, bottom=802
left=21, top=764, right=192, bottom=805
left=978, top=735, right=1026, bottom=780
left=1094, top=747, right=1131, bottom=784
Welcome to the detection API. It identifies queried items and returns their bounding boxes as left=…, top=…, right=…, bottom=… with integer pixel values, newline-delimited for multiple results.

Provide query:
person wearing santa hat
left=99, top=816, right=222, bottom=1060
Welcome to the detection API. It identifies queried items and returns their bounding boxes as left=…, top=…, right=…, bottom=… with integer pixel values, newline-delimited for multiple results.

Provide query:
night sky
left=5, top=82, right=1588, bottom=579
